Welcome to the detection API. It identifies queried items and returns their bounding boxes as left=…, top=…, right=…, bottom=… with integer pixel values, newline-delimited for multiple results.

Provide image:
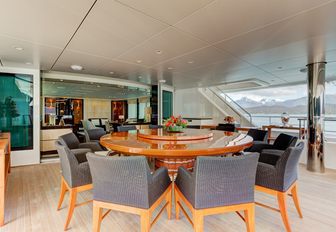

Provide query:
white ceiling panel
left=215, top=3, right=336, bottom=65
left=175, top=0, right=331, bottom=43
left=0, top=35, right=62, bottom=70
left=67, top=0, right=168, bottom=59
left=0, top=0, right=96, bottom=47
left=116, top=0, right=215, bottom=25
left=152, top=46, right=243, bottom=72
left=117, top=27, right=208, bottom=66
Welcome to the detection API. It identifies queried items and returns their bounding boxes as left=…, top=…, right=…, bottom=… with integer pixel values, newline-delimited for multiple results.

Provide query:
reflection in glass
left=0, top=73, right=34, bottom=150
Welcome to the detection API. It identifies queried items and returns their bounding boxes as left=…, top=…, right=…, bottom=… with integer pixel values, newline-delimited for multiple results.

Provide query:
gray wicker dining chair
left=255, top=142, right=304, bottom=232
left=175, top=153, right=259, bottom=232
left=86, top=154, right=172, bottom=232
left=84, top=128, right=106, bottom=143
left=59, top=132, right=104, bottom=163
left=55, top=140, right=92, bottom=230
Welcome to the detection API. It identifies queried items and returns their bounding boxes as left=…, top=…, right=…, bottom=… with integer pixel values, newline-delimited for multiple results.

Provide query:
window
left=138, top=97, right=150, bottom=119
left=128, top=99, right=137, bottom=119
left=0, top=73, right=34, bottom=150
left=163, top=90, right=173, bottom=120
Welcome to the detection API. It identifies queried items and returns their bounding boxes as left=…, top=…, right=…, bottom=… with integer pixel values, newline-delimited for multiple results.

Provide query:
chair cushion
left=72, top=148, right=92, bottom=163
left=259, top=149, right=284, bottom=165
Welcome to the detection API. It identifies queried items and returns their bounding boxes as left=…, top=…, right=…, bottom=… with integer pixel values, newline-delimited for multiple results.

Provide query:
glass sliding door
left=162, top=90, right=173, bottom=120
left=0, top=73, right=34, bottom=150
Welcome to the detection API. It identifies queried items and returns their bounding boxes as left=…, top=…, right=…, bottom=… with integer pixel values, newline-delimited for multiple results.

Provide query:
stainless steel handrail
left=213, top=87, right=253, bottom=124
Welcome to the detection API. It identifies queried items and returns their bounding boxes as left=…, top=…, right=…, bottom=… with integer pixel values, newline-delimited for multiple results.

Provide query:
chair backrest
left=59, top=132, right=80, bottom=149
left=55, top=140, right=79, bottom=187
left=117, top=125, right=137, bottom=132
left=149, top=124, right=163, bottom=129
left=216, top=123, right=235, bottom=132
left=81, top=119, right=96, bottom=130
left=87, top=153, right=152, bottom=208
left=273, top=133, right=298, bottom=150
left=247, top=129, right=268, bottom=142
left=193, top=153, right=259, bottom=209
left=84, top=128, right=106, bottom=142
left=104, top=120, right=112, bottom=132
left=275, top=142, right=304, bottom=191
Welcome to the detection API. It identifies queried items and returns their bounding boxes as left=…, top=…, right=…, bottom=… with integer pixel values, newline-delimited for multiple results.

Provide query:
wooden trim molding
left=92, top=184, right=172, bottom=232
left=255, top=182, right=303, bottom=232
left=174, top=183, right=255, bottom=232
left=0, top=132, right=10, bottom=226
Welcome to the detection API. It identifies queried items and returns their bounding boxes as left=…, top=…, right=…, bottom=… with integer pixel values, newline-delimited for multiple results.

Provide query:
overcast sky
left=228, top=82, right=336, bottom=102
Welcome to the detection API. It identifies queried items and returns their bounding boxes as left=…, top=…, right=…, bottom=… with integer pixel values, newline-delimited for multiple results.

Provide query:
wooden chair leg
left=174, top=188, right=180, bottom=220
left=291, top=184, right=303, bottom=218
left=193, top=211, right=204, bottom=232
left=64, top=189, right=77, bottom=230
left=140, top=211, right=150, bottom=232
left=277, top=192, right=291, bottom=232
left=244, top=204, right=255, bottom=232
left=57, top=178, right=68, bottom=210
left=166, top=188, right=172, bottom=219
left=92, top=203, right=102, bottom=232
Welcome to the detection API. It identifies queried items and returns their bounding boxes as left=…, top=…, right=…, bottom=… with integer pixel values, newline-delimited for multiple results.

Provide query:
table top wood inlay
left=100, top=129, right=253, bottom=158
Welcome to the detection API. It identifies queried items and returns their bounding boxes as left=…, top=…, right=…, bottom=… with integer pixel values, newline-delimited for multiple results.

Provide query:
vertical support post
left=307, top=62, right=326, bottom=173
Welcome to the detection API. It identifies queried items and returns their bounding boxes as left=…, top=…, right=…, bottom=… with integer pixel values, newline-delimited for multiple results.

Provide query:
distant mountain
left=234, top=94, right=336, bottom=114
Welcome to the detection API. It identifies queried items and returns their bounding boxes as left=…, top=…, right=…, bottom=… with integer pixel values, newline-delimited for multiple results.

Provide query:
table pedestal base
left=155, top=158, right=195, bottom=175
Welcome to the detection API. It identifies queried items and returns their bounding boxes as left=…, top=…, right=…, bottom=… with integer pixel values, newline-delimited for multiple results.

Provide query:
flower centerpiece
left=224, top=116, right=235, bottom=124
left=163, top=115, right=188, bottom=132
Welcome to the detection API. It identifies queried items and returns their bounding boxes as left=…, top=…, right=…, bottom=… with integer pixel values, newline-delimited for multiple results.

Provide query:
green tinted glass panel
left=163, top=90, right=173, bottom=119
left=0, top=73, right=34, bottom=150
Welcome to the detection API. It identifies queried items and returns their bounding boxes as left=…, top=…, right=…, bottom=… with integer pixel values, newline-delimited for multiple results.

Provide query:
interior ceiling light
left=13, top=46, right=24, bottom=51
left=60, top=79, right=64, bottom=82
left=25, top=62, right=32, bottom=65
left=109, top=71, right=114, bottom=74
left=138, top=76, right=142, bottom=79
left=156, top=50, right=162, bottom=54
left=70, top=64, right=83, bottom=71
left=167, top=67, right=174, bottom=70
left=188, top=61, right=194, bottom=64
left=159, top=79, right=166, bottom=83
left=136, top=60, right=142, bottom=63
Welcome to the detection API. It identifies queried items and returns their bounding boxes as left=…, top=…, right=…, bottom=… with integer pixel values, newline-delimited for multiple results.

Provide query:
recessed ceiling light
left=159, top=80, right=166, bottom=83
left=188, top=61, right=194, bottom=64
left=13, top=46, right=24, bottom=51
left=25, top=62, right=32, bottom=65
left=277, top=66, right=283, bottom=70
left=109, top=71, right=114, bottom=74
left=70, top=64, right=83, bottom=71
left=156, top=50, right=162, bottom=54
left=167, top=67, right=174, bottom=70
left=136, top=60, right=142, bottom=63
left=60, top=79, right=64, bottom=82
left=138, top=76, right=142, bottom=79
left=97, top=85, right=101, bottom=88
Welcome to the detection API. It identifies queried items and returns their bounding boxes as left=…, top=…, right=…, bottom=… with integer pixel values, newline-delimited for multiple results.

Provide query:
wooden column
left=0, top=132, right=10, bottom=226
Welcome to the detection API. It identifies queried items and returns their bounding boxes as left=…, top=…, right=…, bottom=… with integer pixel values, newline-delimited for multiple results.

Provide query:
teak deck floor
left=0, top=163, right=335, bottom=232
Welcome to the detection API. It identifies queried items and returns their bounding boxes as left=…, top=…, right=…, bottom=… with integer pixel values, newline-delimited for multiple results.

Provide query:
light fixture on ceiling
left=138, top=76, right=142, bottom=79
left=167, top=67, right=174, bottom=70
left=60, top=79, right=64, bottom=82
left=109, top=71, right=114, bottom=74
left=188, top=61, right=194, bottom=64
left=97, top=85, right=101, bottom=88
left=159, top=79, right=166, bottom=83
left=70, top=64, right=83, bottom=71
left=25, top=62, right=32, bottom=65
left=13, top=46, right=24, bottom=51
left=136, top=60, right=142, bottom=63
left=156, top=50, right=162, bottom=55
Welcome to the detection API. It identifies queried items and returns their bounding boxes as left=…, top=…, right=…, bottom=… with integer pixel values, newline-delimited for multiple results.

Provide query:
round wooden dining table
left=100, top=128, right=253, bottom=174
